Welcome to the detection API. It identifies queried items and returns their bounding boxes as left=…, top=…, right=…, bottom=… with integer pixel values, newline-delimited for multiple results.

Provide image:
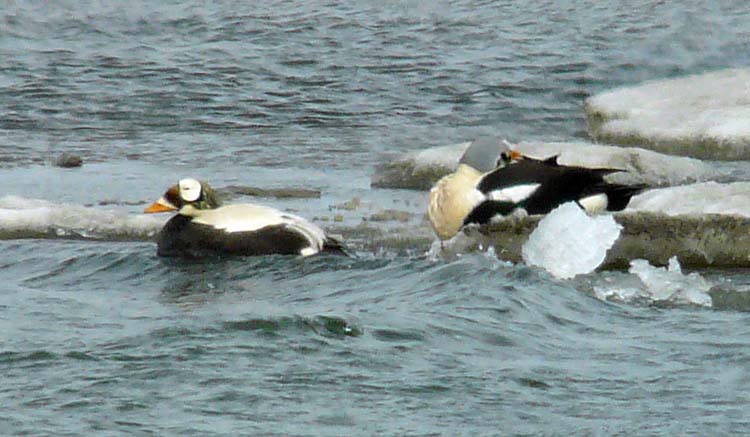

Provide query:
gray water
left=3, top=1, right=750, bottom=435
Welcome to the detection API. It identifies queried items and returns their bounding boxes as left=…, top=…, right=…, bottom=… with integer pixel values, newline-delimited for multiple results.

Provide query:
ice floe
left=585, top=68, right=750, bottom=160
left=0, top=195, right=165, bottom=241
left=372, top=140, right=720, bottom=189
left=629, top=181, right=750, bottom=217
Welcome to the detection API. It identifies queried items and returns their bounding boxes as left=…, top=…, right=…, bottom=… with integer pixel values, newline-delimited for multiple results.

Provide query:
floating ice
left=0, top=195, right=165, bottom=241
left=371, top=140, right=719, bottom=190
left=627, top=257, right=713, bottom=307
left=521, top=202, right=622, bottom=279
left=585, top=68, right=750, bottom=160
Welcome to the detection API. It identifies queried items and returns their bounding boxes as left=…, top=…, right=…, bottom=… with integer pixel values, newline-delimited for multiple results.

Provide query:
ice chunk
left=628, top=257, right=713, bottom=307
left=585, top=68, right=750, bottom=160
left=522, top=202, right=622, bottom=279
left=628, top=181, right=750, bottom=217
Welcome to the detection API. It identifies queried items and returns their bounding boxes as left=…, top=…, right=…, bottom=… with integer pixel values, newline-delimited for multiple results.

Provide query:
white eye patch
left=179, top=178, right=202, bottom=202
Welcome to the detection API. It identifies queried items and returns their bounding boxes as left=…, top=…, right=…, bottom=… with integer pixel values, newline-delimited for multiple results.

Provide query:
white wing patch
left=191, top=204, right=284, bottom=232
left=487, top=183, right=540, bottom=203
left=465, top=188, right=487, bottom=209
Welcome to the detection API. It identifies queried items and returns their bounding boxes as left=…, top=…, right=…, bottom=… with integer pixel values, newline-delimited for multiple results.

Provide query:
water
left=2, top=1, right=750, bottom=434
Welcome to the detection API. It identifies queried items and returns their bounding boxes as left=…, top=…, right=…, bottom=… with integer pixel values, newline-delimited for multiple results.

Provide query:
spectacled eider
left=428, top=137, right=646, bottom=241
left=144, top=178, right=346, bottom=258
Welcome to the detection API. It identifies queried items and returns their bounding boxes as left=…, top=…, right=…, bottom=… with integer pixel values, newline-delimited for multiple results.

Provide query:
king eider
left=428, top=137, right=524, bottom=241
left=428, top=137, right=646, bottom=241
left=144, top=178, right=346, bottom=258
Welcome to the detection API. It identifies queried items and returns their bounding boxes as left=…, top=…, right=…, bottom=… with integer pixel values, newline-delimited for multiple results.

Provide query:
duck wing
left=477, top=157, right=621, bottom=194
left=465, top=159, right=634, bottom=225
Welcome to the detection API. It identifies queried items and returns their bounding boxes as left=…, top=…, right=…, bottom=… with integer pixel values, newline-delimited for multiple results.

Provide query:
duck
left=428, top=137, right=524, bottom=241
left=427, top=137, right=645, bottom=241
left=144, top=178, right=347, bottom=258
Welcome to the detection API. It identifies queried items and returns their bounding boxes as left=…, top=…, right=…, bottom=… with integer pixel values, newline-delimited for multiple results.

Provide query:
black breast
left=156, top=214, right=313, bottom=258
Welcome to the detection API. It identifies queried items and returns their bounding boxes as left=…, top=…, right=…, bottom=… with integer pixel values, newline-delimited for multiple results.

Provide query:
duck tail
left=322, top=236, right=353, bottom=257
left=604, top=183, right=648, bottom=211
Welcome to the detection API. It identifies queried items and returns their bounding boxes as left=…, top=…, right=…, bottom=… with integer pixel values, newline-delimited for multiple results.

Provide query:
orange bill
left=144, top=198, right=177, bottom=213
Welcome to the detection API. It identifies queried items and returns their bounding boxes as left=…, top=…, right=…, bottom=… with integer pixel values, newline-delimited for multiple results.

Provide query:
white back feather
left=189, top=204, right=327, bottom=251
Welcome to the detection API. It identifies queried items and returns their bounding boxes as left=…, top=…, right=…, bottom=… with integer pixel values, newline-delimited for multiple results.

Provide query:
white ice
left=521, top=202, right=622, bottom=279
left=585, top=68, right=750, bottom=159
left=627, top=257, right=713, bottom=307
left=628, top=181, right=750, bottom=217
left=0, top=195, right=165, bottom=240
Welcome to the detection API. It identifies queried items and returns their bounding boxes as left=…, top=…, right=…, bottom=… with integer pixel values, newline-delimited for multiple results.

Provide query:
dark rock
left=54, top=153, right=83, bottom=168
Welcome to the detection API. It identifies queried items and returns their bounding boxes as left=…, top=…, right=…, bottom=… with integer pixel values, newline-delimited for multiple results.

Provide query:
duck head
left=459, top=137, right=525, bottom=173
left=144, top=178, right=221, bottom=213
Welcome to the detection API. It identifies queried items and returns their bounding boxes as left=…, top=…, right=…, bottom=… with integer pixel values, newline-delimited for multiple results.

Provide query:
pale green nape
left=178, top=177, right=222, bottom=210
left=195, top=181, right=222, bottom=210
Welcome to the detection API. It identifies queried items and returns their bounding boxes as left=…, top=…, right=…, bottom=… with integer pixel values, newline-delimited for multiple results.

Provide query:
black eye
left=498, top=152, right=511, bottom=166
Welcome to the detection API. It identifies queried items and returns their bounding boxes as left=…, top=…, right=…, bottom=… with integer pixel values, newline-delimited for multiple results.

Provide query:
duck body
left=464, top=156, right=645, bottom=226
left=156, top=204, right=345, bottom=258
left=145, top=179, right=346, bottom=258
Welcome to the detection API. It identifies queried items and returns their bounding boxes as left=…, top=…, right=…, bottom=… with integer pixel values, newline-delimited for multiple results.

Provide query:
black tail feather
left=322, top=236, right=352, bottom=257
left=601, top=184, right=648, bottom=211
